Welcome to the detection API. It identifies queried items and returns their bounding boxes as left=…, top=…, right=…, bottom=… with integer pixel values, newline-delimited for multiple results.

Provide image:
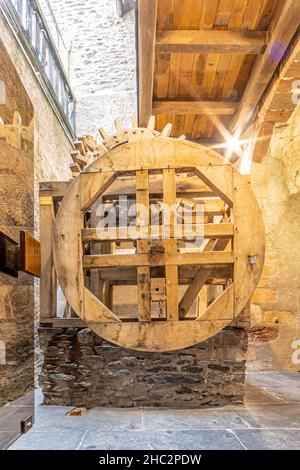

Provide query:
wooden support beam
left=82, top=223, right=234, bottom=242
left=136, top=170, right=151, bottom=322
left=83, top=251, right=234, bottom=269
left=232, top=0, right=300, bottom=133
left=153, top=100, right=237, bottom=115
left=39, top=181, right=71, bottom=198
left=19, top=231, right=41, bottom=277
left=138, top=0, right=158, bottom=127
left=241, top=31, right=300, bottom=165
left=251, top=122, right=275, bottom=163
left=40, top=318, right=86, bottom=328
left=39, top=196, right=56, bottom=318
left=97, top=266, right=232, bottom=283
left=163, top=168, right=178, bottom=321
left=156, top=30, right=267, bottom=54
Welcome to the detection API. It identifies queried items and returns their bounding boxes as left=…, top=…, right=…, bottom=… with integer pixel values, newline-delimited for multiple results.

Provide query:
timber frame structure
left=39, top=117, right=265, bottom=352
left=138, top=0, right=300, bottom=165
left=39, top=0, right=300, bottom=351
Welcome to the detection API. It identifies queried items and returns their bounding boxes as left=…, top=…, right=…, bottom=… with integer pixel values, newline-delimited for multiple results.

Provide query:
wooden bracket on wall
left=0, top=230, right=41, bottom=278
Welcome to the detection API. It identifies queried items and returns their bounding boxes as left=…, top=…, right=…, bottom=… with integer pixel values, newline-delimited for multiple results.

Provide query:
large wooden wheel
left=54, top=118, right=265, bottom=352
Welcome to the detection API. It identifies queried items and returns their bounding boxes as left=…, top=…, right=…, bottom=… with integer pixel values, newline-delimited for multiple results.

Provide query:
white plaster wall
left=48, top=0, right=137, bottom=136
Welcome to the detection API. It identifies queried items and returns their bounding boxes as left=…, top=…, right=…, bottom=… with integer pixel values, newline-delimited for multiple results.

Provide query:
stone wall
left=0, top=10, right=73, bottom=403
left=49, top=0, right=137, bottom=135
left=39, top=326, right=247, bottom=408
left=0, top=14, right=73, bottom=186
left=249, top=108, right=300, bottom=371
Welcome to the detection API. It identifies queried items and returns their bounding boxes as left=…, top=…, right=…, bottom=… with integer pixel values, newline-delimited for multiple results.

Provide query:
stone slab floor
left=7, top=371, right=300, bottom=450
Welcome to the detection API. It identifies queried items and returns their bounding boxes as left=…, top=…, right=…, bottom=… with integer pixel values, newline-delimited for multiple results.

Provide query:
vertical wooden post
left=163, top=168, right=179, bottom=321
left=89, top=200, right=102, bottom=299
left=197, top=285, right=208, bottom=318
left=40, top=196, right=57, bottom=318
left=138, top=0, right=158, bottom=127
left=136, top=169, right=151, bottom=321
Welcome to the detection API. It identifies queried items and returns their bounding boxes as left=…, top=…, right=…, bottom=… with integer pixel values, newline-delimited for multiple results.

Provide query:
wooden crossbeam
left=156, top=30, right=267, bottom=54
left=82, top=223, right=234, bottom=242
left=96, top=266, right=232, bottom=283
left=232, top=0, right=300, bottom=133
left=39, top=181, right=70, bottom=198
left=103, top=190, right=215, bottom=200
left=102, top=175, right=214, bottom=199
left=138, top=0, right=158, bottom=127
left=153, top=100, right=237, bottom=115
left=83, top=251, right=234, bottom=269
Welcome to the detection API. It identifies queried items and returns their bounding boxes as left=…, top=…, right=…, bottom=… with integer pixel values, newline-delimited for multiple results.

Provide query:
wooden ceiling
left=138, top=0, right=300, bottom=161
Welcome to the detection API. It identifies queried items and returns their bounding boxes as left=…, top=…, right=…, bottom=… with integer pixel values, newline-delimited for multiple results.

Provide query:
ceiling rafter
left=153, top=100, right=237, bottom=115
left=156, top=30, right=267, bottom=54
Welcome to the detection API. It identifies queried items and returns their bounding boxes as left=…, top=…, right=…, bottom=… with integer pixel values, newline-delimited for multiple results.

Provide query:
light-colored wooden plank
left=80, top=171, right=117, bottom=211
left=40, top=318, right=86, bottom=328
left=194, top=166, right=233, bottom=207
left=83, top=250, right=234, bottom=269
left=20, top=231, right=41, bottom=277
left=102, top=174, right=214, bottom=200
left=87, top=138, right=231, bottom=172
left=39, top=181, right=71, bottom=198
left=138, top=0, right=158, bottom=126
left=156, top=30, right=267, bottom=54
left=136, top=170, right=151, bottom=322
left=53, top=178, right=84, bottom=316
left=84, top=287, right=121, bottom=323
left=153, top=100, right=237, bottom=115
left=233, top=174, right=265, bottom=316
left=40, top=197, right=56, bottom=318
left=199, top=283, right=234, bottom=321
left=163, top=168, right=178, bottom=320
left=82, top=223, right=234, bottom=242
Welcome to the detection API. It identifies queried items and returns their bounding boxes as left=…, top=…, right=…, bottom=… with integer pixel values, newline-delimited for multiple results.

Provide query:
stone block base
left=39, top=327, right=248, bottom=408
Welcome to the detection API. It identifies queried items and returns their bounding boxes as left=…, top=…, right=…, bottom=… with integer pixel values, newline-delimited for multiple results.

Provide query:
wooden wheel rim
left=54, top=137, right=265, bottom=352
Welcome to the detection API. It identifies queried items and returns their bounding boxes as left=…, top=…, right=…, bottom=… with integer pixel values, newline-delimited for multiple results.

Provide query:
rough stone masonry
left=39, top=326, right=247, bottom=408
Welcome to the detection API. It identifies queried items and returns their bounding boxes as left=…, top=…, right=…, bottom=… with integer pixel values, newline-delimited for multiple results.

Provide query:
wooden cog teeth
left=74, top=140, right=86, bottom=156
left=178, top=135, right=186, bottom=140
left=71, top=116, right=179, bottom=177
left=147, top=115, right=156, bottom=131
left=98, top=127, right=110, bottom=142
left=161, top=123, right=172, bottom=137
left=13, top=110, right=22, bottom=127
left=114, top=119, right=123, bottom=133
left=132, top=113, right=138, bottom=128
